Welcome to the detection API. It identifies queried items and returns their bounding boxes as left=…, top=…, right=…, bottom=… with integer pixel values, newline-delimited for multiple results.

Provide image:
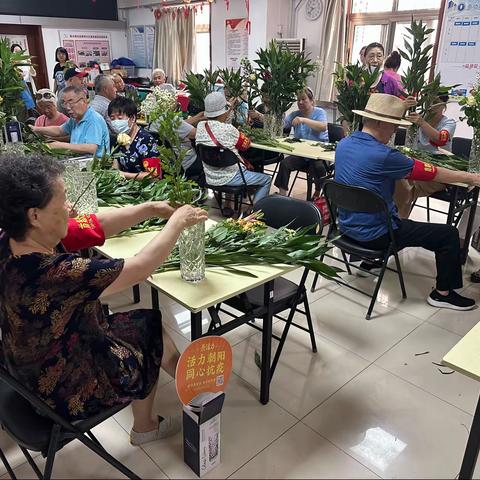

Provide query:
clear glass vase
left=263, top=113, right=285, bottom=138
left=179, top=221, right=205, bottom=283
left=469, top=129, right=480, bottom=173
left=405, top=125, right=418, bottom=150
left=65, top=170, right=98, bottom=214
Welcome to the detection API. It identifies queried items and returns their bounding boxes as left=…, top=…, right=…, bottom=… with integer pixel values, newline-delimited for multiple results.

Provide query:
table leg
left=191, top=312, right=203, bottom=341
left=151, top=287, right=159, bottom=311
left=133, top=284, right=140, bottom=304
left=260, top=280, right=274, bottom=405
left=459, top=393, right=480, bottom=479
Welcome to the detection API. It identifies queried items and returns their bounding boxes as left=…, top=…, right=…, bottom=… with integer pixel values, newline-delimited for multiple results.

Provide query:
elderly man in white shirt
left=90, top=74, right=117, bottom=133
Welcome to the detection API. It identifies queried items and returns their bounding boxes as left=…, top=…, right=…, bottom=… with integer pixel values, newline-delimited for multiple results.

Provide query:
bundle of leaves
left=182, top=68, right=219, bottom=111
left=155, top=213, right=340, bottom=280
left=254, top=40, right=316, bottom=117
left=333, top=62, right=379, bottom=132
left=0, top=37, right=32, bottom=119
left=239, top=125, right=294, bottom=152
left=399, top=146, right=469, bottom=171
left=219, top=67, right=243, bottom=99
left=22, top=127, right=84, bottom=158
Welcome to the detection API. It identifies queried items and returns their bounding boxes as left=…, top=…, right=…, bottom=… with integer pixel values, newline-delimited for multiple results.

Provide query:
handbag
left=204, top=122, right=254, bottom=171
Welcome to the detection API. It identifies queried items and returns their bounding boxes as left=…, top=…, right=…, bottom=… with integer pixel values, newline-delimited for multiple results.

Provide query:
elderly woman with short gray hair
left=0, top=154, right=207, bottom=445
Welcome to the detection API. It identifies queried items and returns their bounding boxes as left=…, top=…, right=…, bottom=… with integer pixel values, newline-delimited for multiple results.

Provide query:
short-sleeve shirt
left=53, top=63, right=66, bottom=91
left=284, top=107, right=328, bottom=141
left=117, top=128, right=159, bottom=173
left=176, top=120, right=197, bottom=170
left=34, top=112, right=69, bottom=127
left=61, top=107, right=110, bottom=157
left=335, top=131, right=414, bottom=241
left=196, top=120, right=245, bottom=185
left=418, top=115, right=456, bottom=153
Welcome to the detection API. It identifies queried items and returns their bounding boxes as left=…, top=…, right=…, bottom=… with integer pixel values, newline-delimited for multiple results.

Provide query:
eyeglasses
left=35, top=92, right=55, bottom=101
left=62, top=97, right=84, bottom=108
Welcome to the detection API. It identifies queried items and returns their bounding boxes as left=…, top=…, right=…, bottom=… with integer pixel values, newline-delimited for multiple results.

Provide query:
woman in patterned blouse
left=0, top=154, right=207, bottom=445
left=109, top=97, right=161, bottom=180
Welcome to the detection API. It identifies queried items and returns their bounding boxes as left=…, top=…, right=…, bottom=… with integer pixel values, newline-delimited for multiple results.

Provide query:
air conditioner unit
left=273, top=38, right=305, bottom=53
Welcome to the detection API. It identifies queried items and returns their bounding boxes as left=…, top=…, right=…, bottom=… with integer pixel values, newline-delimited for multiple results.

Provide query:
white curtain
left=153, top=6, right=196, bottom=84
left=316, top=0, right=347, bottom=102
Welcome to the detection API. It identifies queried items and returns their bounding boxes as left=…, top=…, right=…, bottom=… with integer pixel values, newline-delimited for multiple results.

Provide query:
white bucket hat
left=352, top=93, right=412, bottom=126
left=204, top=91, right=230, bottom=118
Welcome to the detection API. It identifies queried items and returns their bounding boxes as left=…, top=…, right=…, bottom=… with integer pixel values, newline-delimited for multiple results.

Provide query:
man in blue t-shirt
left=335, top=93, right=480, bottom=311
left=31, top=86, right=110, bottom=158
left=274, top=87, right=329, bottom=200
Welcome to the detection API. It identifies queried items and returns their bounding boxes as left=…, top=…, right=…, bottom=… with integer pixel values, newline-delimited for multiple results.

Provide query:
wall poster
left=59, top=31, right=112, bottom=68
left=225, top=18, right=248, bottom=69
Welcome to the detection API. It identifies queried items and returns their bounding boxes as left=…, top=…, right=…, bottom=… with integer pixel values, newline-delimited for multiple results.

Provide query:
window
left=347, top=0, right=441, bottom=65
left=195, top=3, right=211, bottom=72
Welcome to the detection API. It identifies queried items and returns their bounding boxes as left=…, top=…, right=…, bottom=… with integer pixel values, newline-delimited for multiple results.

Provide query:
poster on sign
left=59, top=31, right=112, bottom=68
left=435, top=1, right=480, bottom=96
left=225, top=18, right=249, bottom=69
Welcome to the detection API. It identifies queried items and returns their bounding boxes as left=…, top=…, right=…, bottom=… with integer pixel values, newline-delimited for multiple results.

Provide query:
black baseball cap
left=64, top=67, right=88, bottom=81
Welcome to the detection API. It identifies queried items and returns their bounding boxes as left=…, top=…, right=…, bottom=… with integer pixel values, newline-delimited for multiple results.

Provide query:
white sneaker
left=130, top=414, right=182, bottom=446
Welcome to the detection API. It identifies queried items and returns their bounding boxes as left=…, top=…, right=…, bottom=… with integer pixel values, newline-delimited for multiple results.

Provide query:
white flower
left=117, top=133, right=131, bottom=146
left=466, top=95, right=477, bottom=106
left=249, top=73, right=257, bottom=81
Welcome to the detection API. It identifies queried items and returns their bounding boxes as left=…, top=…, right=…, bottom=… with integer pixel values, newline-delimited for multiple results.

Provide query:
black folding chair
left=394, top=127, right=407, bottom=146
left=196, top=144, right=263, bottom=218
left=452, top=137, right=472, bottom=158
left=0, top=365, right=139, bottom=480
left=327, top=122, right=345, bottom=143
left=311, top=180, right=407, bottom=320
left=207, top=195, right=321, bottom=378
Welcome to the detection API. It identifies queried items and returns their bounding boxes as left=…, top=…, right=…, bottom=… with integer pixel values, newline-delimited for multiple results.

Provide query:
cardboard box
left=183, top=391, right=225, bottom=477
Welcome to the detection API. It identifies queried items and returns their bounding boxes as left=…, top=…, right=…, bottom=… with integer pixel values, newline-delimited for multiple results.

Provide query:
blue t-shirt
left=284, top=107, right=328, bottom=141
left=334, top=131, right=414, bottom=241
left=61, top=107, right=110, bottom=157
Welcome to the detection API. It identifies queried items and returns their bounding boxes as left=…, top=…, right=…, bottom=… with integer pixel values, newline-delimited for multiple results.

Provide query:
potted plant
left=459, top=74, right=480, bottom=172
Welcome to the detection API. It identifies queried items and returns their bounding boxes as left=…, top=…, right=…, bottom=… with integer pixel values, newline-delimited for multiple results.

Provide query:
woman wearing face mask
left=108, top=97, right=161, bottom=180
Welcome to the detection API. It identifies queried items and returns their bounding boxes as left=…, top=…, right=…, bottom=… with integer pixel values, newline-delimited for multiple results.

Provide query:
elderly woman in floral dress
left=0, top=154, right=207, bottom=445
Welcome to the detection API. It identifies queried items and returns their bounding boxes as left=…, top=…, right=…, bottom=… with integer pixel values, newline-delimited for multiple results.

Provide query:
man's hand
left=404, top=96, right=417, bottom=109
left=467, top=173, right=480, bottom=187
left=150, top=201, right=176, bottom=219
left=48, top=141, right=68, bottom=149
left=248, top=109, right=261, bottom=120
left=407, top=112, right=424, bottom=126
left=292, top=117, right=304, bottom=127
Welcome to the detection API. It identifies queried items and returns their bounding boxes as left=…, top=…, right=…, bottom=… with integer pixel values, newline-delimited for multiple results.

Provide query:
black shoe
left=471, top=270, right=480, bottom=283
left=221, top=207, right=234, bottom=218
left=427, top=289, right=476, bottom=311
left=356, top=260, right=383, bottom=278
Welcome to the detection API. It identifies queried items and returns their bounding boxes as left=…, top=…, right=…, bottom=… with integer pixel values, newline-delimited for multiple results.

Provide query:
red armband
left=142, top=157, right=162, bottom=178
left=406, top=159, right=438, bottom=181
left=429, top=129, right=450, bottom=147
left=235, top=132, right=251, bottom=152
left=61, top=214, right=106, bottom=252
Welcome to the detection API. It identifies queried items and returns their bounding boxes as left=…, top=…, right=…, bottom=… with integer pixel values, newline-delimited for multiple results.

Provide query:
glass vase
left=263, top=113, right=285, bottom=138
left=178, top=221, right=205, bottom=283
left=405, top=125, right=418, bottom=150
left=65, top=170, right=98, bottom=215
left=469, top=129, right=480, bottom=173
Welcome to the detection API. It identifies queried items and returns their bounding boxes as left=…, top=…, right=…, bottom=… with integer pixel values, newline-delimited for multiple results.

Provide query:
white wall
left=0, top=14, right=128, bottom=90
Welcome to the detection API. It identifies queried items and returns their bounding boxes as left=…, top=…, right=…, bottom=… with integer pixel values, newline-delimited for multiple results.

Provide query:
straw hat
left=352, top=93, right=412, bottom=126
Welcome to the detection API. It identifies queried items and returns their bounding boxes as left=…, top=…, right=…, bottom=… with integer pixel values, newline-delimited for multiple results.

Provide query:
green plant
left=182, top=68, right=219, bottom=111
left=459, top=74, right=480, bottom=130
left=240, top=58, right=259, bottom=109
left=333, top=62, right=379, bottom=132
left=254, top=40, right=316, bottom=117
left=0, top=37, right=32, bottom=119
left=219, top=67, right=243, bottom=99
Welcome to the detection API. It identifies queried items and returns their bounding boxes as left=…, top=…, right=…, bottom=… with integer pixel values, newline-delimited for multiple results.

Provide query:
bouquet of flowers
left=459, top=73, right=480, bottom=131
left=140, top=87, right=178, bottom=119
left=240, top=57, right=259, bottom=110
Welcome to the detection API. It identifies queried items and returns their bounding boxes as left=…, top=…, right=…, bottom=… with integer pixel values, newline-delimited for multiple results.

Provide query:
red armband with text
left=429, top=129, right=450, bottom=147
left=142, top=157, right=162, bottom=178
left=235, top=132, right=251, bottom=152
left=61, top=214, right=106, bottom=252
left=406, top=159, right=438, bottom=181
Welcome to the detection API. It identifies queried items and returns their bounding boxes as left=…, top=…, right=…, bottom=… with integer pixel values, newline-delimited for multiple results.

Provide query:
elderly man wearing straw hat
left=335, top=93, right=480, bottom=311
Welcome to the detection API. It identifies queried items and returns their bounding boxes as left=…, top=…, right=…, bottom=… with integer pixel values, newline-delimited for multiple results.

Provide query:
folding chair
left=207, top=195, right=322, bottom=378
left=196, top=144, right=264, bottom=218
left=327, top=122, right=345, bottom=143
left=0, top=365, right=139, bottom=480
left=311, top=180, right=407, bottom=320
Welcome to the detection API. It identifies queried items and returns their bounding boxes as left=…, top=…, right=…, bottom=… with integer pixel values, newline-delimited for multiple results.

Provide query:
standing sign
left=225, top=18, right=249, bottom=69
left=59, top=31, right=112, bottom=68
left=435, top=1, right=480, bottom=96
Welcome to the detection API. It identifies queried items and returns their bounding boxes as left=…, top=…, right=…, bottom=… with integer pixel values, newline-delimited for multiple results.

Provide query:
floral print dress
left=0, top=234, right=163, bottom=420
left=117, top=128, right=160, bottom=174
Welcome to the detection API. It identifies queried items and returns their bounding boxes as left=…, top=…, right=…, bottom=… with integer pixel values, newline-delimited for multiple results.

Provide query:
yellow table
left=95, top=219, right=296, bottom=404
left=443, top=323, right=480, bottom=479
left=250, top=138, right=335, bottom=162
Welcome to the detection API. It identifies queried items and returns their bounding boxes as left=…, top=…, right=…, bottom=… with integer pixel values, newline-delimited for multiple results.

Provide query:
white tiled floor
left=3, top=191, right=480, bottom=478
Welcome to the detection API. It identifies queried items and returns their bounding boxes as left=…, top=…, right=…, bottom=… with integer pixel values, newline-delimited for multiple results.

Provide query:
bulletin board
left=435, top=0, right=480, bottom=96
left=0, top=34, right=29, bottom=53
left=225, top=18, right=249, bottom=69
left=59, top=31, right=112, bottom=68
left=129, top=26, right=155, bottom=69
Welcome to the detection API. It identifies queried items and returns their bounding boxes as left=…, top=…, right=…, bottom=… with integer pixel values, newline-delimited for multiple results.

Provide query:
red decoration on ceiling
left=245, top=0, right=251, bottom=34
left=154, top=8, right=162, bottom=19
